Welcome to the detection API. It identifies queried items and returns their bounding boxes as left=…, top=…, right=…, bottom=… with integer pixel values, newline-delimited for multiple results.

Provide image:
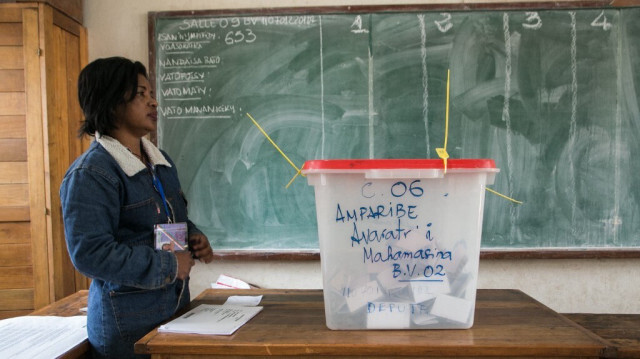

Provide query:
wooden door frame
left=22, top=2, right=88, bottom=309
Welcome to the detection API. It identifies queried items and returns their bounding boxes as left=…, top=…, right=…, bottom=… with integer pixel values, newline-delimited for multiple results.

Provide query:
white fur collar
left=96, top=133, right=172, bottom=177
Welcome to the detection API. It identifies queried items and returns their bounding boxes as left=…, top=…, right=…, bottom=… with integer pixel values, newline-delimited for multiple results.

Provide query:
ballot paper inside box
left=302, top=159, right=498, bottom=330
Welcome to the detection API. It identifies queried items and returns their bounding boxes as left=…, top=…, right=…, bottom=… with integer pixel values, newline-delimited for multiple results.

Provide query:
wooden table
left=564, top=314, right=640, bottom=359
left=30, top=290, right=89, bottom=359
left=135, top=289, right=612, bottom=358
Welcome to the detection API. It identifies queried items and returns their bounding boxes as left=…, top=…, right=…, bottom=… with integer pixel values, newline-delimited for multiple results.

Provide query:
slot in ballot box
left=302, top=159, right=498, bottom=330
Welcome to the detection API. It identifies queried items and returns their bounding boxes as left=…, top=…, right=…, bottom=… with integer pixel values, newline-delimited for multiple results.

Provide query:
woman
left=60, top=57, right=214, bottom=358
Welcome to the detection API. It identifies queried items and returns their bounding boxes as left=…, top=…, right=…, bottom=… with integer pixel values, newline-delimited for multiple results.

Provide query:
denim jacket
left=60, top=134, right=200, bottom=358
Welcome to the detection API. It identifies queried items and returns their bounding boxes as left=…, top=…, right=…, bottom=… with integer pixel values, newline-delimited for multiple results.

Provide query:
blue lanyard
left=148, top=163, right=172, bottom=223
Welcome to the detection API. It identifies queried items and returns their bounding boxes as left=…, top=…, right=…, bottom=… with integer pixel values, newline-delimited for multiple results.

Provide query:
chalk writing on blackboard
left=151, top=7, right=640, bottom=252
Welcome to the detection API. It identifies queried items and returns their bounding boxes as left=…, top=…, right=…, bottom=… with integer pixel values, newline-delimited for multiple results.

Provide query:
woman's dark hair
left=77, top=57, right=148, bottom=137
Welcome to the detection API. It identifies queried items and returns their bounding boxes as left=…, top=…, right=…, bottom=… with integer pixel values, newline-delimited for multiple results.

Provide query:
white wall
left=84, top=0, right=640, bottom=314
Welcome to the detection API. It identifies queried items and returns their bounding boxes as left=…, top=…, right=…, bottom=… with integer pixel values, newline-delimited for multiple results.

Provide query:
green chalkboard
left=149, top=4, right=640, bottom=256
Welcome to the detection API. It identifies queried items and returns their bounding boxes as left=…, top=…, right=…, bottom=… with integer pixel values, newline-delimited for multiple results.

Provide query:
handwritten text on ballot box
left=302, top=159, right=498, bottom=330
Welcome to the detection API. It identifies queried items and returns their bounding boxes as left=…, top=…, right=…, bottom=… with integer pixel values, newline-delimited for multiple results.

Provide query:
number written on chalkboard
left=523, top=12, right=542, bottom=30
left=224, top=29, right=256, bottom=44
left=351, top=15, right=369, bottom=34
left=518, top=10, right=615, bottom=31
left=591, top=10, right=612, bottom=30
left=435, top=13, right=453, bottom=33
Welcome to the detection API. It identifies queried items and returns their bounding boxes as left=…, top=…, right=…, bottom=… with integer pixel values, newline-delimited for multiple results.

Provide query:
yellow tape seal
left=247, top=75, right=523, bottom=203
left=434, top=71, right=521, bottom=204
left=486, top=187, right=523, bottom=204
left=436, top=69, right=451, bottom=173
left=246, top=113, right=304, bottom=188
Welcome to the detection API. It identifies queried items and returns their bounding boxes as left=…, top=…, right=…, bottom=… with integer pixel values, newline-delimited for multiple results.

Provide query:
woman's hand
left=188, top=232, right=214, bottom=263
left=175, top=251, right=195, bottom=280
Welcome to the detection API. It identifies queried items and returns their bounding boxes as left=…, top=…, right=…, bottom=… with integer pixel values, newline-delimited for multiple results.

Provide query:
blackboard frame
left=148, top=0, right=640, bottom=260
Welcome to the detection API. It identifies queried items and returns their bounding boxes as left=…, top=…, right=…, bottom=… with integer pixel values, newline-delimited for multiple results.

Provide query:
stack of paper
left=0, top=316, right=87, bottom=359
left=159, top=305, right=262, bottom=335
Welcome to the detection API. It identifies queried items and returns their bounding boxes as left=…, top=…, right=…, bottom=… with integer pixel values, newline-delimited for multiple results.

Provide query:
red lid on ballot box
left=302, top=159, right=496, bottom=171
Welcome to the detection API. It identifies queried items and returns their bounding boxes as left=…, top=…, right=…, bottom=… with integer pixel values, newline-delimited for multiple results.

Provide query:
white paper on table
left=0, top=316, right=87, bottom=359
left=211, top=274, right=252, bottom=289
left=224, top=295, right=263, bottom=306
left=158, top=304, right=262, bottom=335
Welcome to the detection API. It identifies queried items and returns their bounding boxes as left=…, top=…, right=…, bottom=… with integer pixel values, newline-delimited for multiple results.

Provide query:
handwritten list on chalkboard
left=149, top=5, right=640, bottom=254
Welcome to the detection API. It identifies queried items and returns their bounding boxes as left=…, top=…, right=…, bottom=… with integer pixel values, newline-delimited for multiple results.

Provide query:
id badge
left=155, top=222, right=188, bottom=252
